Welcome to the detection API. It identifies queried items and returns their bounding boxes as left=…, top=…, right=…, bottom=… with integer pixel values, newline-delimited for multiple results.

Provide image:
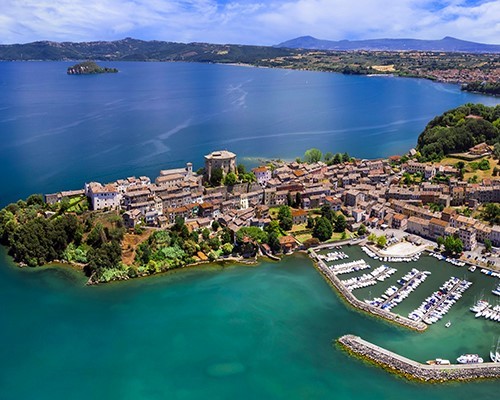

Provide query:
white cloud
left=0, top=0, right=498, bottom=45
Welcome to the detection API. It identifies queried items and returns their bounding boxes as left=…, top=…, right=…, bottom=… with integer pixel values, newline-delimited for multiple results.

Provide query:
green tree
left=324, top=152, right=334, bottom=162
left=224, top=172, right=238, bottom=186
left=484, top=239, right=493, bottom=253
left=278, top=205, right=293, bottom=230
left=221, top=242, right=234, bottom=255
left=436, top=236, right=445, bottom=250
left=481, top=203, right=500, bottom=225
left=376, top=235, right=387, bottom=248
left=237, top=164, right=246, bottom=175
left=312, top=217, right=333, bottom=242
left=368, top=233, right=377, bottom=243
left=26, top=194, right=44, bottom=207
left=304, top=148, right=322, bottom=163
left=334, top=214, right=347, bottom=233
left=357, top=224, right=367, bottom=236
left=332, top=153, right=343, bottom=164
left=444, top=235, right=463, bottom=254
left=267, top=231, right=281, bottom=253
left=212, top=220, right=220, bottom=231
left=202, top=228, right=211, bottom=240
left=210, top=167, right=224, bottom=186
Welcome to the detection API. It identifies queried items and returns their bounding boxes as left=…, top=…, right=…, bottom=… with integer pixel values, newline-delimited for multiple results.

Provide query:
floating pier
left=338, top=334, right=500, bottom=382
left=310, top=249, right=427, bottom=332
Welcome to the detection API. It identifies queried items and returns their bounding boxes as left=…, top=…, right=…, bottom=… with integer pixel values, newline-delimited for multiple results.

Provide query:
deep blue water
left=0, top=61, right=498, bottom=207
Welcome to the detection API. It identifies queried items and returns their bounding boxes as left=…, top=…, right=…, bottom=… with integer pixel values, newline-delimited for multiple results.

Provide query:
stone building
left=204, top=150, right=237, bottom=181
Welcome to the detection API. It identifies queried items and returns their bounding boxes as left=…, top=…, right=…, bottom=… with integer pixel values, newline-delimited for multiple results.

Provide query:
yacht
left=445, top=321, right=451, bottom=328
left=457, top=354, right=483, bottom=364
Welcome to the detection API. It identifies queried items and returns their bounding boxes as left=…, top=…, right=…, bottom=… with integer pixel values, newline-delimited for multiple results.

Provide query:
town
left=45, top=145, right=499, bottom=268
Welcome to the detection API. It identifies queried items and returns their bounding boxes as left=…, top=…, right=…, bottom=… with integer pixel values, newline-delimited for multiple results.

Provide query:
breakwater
left=338, top=334, right=500, bottom=382
left=309, top=248, right=427, bottom=331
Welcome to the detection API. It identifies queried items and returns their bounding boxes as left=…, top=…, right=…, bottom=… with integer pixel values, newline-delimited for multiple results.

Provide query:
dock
left=338, top=334, right=500, bottom=382
left=309, top=248, right=427, bottom=332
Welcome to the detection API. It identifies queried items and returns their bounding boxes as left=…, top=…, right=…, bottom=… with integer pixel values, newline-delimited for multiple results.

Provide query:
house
left=407, top=216, right=430, bottom=238
left=252, top=166, right=272, bottom=186
left=391, top=213, right=408, bottom=231
left=85, top=182, right=121, bottom=210
left=279, top=235, right=298, bottom=253
left=123, top=209, right=142, bottom=229
left=291, top=209, right=308, bottom=225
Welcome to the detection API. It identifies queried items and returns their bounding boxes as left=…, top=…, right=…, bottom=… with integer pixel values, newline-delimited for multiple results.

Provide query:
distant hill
left=276, top=36, right=500, bottom=53
left=0, top=38, right=297, bottom=62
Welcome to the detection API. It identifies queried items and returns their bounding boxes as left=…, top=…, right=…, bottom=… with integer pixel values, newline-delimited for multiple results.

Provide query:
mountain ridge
left=276, top=36, right=500, bottom=53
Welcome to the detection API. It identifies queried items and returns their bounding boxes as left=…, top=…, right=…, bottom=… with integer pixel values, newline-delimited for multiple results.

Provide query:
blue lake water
left=0, top=61, right=498, bottom=206
left=0, top=62, right=499, bottom=399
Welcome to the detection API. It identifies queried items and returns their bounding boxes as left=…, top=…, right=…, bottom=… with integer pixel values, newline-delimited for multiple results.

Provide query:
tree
left=376, top=235, right=387, bottom=248
left=26, top=194, right=44, bottom=207
left=436, top=236, right=445, bottom=250
left=334, top=214, right=347, bottom=233
left=494, top=142, right=500, bottom=159
left=224, top=172, right=237, bottom=186
left=212, top=220, right=220, bottom=231
left=202, top=228, right=210, bottom=240
left=324, top=152, right=334, bottom=162
left=237, top=164, right=246, bottom=175
left=221, top=242, right=234, bottom=255
left=306, top=217, right=315, bottom=229
left=481, top=203, right=500, bottom=225
left=332, top=153, right=343, bottom=164
left=484, top=239, right=493, bottom=253
left=357, top=224, right=367, bottom=236
left=304, top=148, right=322, bottom=163
left=444, top=235, right=463, bottom=254
left=267, top=231, right=281, bottom=253
left=277, top=205, right=293, bottom=230
left=220, top=228, right=231, bottom=244
left=312, top=217, right=333, bottom=242
left=368, top=233, right=377, bottom=243
left=210, top=167, right=224, bottom=186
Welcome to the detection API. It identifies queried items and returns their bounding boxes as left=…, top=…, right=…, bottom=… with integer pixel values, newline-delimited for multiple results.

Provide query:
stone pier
left=338, top=334, right=500, bottom=382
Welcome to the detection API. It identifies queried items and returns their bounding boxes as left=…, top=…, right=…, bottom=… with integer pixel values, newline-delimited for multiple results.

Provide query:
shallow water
left=1, top=248, right=499, bottom=400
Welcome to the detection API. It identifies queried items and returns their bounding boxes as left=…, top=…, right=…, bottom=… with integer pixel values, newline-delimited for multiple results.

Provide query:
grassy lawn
left=439, top=156, right=498, bottom=181
left=295, top=233, right=313, bottom=243
left=66, top=195, right=89, bottom=213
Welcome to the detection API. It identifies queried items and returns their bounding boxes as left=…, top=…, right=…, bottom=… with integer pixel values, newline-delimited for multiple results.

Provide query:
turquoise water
left=1, top=249, right=499, bottom=399
left=0, top=61, right=498, bottom=207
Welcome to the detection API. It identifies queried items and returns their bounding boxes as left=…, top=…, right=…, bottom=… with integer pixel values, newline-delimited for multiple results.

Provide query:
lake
left=0, top=61, right=499, bottom=399
left=0, top=61, right=498, bottom=207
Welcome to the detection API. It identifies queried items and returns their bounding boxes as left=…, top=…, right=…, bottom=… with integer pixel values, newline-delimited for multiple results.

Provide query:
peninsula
left=67, top=61, right=118, bottom=75
left=0, top=104, right=498, bottom=285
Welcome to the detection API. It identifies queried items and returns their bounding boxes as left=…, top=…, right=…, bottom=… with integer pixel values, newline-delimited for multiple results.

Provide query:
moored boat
left=457, top=354, right=483, bottom=364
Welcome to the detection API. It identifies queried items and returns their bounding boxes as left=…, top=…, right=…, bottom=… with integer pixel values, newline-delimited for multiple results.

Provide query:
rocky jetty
left=67, top=61, right=118, bottom=75
left=338, top=334, right=500, bottom=382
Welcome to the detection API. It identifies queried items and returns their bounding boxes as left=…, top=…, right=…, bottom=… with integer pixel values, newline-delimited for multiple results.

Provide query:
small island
left=67, top=61, right=118, bottom=75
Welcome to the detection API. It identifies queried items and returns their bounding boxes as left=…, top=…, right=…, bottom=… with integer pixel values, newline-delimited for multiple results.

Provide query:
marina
left=365, top=268, right=429, bottom=311
left=408, top=277, right=472, bottom=325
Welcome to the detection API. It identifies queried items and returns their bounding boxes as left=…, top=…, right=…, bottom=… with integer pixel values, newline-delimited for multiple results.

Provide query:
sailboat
left=490, top=338, right=500, bottom=363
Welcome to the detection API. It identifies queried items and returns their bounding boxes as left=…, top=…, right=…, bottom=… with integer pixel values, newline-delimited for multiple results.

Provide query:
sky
left=0, top=0, right=499, bottom=45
